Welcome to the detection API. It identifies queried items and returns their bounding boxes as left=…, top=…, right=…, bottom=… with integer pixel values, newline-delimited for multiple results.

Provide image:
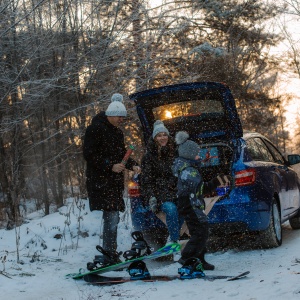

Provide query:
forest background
left=1, top=0, right=300, bottom=227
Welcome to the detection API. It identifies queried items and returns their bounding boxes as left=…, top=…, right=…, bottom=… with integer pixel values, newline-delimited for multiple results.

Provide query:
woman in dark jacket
left=140, top=120, right=182, bottom=244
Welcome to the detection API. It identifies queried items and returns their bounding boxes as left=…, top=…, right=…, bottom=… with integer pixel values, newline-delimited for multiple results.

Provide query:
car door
left=249, top=137, right=290, bottom=218
left=263, top=139, right=300, bottom=216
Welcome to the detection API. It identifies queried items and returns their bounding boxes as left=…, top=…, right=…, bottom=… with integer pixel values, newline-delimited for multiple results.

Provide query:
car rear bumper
left=208, top=188, right=272, bottom=232
left=129, top=187, right=272, bottom=234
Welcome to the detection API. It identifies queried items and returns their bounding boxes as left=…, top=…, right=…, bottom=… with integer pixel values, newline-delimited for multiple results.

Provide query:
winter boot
left=198, top=249, right=215, bottom=271
left=178, top=257, right=205, bottom=279
left=165, top=235, right=179, bottom=246
left=178, top=257, right=186, bottom=265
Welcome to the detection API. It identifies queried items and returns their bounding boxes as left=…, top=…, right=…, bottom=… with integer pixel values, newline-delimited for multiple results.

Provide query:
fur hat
left=105, top=93, right=127, bottom=117
left=175, top=131, right=200, bottom=160
left=152, top=120, right=170, bottom=139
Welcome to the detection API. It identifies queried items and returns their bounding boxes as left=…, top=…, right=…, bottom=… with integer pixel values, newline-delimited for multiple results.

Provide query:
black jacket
left=83, top=112, right=137, bottom=211
left=140, top=137, right=177, bottom=207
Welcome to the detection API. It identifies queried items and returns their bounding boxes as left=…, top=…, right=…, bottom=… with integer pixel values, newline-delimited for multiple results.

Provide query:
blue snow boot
left=178, top=257, right=205, bottom=279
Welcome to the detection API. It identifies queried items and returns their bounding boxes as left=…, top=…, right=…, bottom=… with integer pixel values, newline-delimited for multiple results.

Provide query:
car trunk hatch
left=129, top=82, right=243, bottom=144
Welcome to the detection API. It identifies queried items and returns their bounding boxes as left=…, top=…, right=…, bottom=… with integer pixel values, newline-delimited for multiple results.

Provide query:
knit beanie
left=152, top=120, right=170, bottom=139
left=175, top=131, right=200, bottom=160
left=105, top=93, right=127, bottom=117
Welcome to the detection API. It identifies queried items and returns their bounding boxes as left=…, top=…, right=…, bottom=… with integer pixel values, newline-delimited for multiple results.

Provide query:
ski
left=66, top=242, right=181, bottom=280
left=83, top=271, right=250, bottom=284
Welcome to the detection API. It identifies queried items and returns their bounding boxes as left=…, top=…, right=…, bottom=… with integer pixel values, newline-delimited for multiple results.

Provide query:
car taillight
left=235, top=168, right=256, bottom=186
left=128, top=181, right=140, bottom=197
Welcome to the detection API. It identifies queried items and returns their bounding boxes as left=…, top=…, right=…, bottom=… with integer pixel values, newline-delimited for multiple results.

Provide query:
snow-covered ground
left=1, top=198, right=300, bottom=300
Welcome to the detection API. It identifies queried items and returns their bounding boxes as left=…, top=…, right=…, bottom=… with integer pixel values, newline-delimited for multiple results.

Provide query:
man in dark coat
left=83, top=93, right=140, bottom=264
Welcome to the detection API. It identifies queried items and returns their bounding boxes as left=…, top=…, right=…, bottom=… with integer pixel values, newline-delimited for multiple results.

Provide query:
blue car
left=128, top=82, right=300, bottom=248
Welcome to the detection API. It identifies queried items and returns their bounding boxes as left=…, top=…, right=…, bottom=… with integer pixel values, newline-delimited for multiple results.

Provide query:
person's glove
left=211, top=174, right=232, bottom=189
left=217, top=174, right=232, bottom=186
left=149, top=196, right=158, bottom=213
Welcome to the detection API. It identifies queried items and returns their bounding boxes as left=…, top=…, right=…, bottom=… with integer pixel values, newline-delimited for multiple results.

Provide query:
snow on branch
left=188, top=42, right=227, bottom=58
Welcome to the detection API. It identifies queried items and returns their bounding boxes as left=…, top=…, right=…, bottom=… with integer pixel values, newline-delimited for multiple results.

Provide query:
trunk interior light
left=165, top=110, right=172, bottom=119
left=235, top=168, right=256, bottom=186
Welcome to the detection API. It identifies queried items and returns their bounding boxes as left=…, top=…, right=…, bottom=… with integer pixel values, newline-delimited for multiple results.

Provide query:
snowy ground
left=1, top=198, right=300, bottom=300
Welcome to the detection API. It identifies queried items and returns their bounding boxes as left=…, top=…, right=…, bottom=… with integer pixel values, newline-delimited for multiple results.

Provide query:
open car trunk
left=129, top=82, right=240, bottom=197
left=197, top=142, right=234, bottom=196
left=128, top=82, right=241, bottom=249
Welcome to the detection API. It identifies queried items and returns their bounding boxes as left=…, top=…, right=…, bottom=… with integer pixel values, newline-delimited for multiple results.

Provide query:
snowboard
left=66, top=243, right=181, bottom=280
left=83, top=271, right=250, bottom=284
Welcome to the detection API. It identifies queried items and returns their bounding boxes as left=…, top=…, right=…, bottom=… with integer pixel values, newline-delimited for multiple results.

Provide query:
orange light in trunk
left=128, top=181, right=140, bottom=197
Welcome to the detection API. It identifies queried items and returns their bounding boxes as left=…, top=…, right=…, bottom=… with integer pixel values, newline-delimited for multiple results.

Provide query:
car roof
left=243, top=131, right=271, bottom=141
left=243, top=131, right=281, bottom=149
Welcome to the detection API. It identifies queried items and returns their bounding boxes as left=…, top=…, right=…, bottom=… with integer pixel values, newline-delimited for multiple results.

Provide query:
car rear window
left=253, top=138, right=275, bottom=162
left=152, top=100, right=223, bottom=121
left=246, top=138, right=264, bottom=160
left=246, top=138, right=274, bottom=162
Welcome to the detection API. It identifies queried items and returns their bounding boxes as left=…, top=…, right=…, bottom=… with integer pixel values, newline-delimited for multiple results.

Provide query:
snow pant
left=102, top=210, right=120, bottom=253
left=160, top=201, right=184, bottom=242
left=177, top=196, right=209, bottom=261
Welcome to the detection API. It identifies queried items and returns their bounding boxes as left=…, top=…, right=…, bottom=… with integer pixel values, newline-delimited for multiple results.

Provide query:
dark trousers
left=178, top=196, right=209, bottom=260
left=102, top=211, right=120, bottom=253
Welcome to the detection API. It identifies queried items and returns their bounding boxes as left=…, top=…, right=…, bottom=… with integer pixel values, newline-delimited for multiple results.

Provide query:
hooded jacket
left=83, top=111, right=137, bottom=211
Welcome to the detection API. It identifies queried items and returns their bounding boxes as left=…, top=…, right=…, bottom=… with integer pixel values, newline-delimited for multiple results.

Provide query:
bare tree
left=0, top=0, right=292, bottom=226
left=278, top=0, right=300, bottom=150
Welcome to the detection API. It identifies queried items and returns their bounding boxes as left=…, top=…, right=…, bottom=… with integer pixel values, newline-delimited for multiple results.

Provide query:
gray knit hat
left=152, top=120, right=169, bottom=139
left=175, top=131, right=200, bottom=160
left=105, top=93, right=127, bottom=117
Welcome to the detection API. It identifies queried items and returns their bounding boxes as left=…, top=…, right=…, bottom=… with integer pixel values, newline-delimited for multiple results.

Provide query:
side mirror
left=288, top=154, right=300, bottom=165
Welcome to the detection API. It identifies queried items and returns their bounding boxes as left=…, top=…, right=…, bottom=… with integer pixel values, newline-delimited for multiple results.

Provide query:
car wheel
left=259, top=198, right=282, bottom=248
left=289, top=211, right=300, bottom=229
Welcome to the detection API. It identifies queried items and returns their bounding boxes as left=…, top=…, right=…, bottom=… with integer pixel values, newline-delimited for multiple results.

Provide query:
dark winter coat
left=140, top=137, right=177, bottom=207
left=83, top=112, right=137, bottom=212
